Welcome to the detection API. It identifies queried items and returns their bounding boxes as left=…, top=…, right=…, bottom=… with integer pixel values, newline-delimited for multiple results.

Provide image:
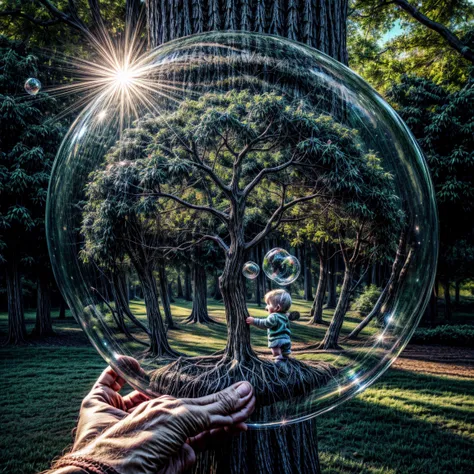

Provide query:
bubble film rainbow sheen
left=47, top=32, right=437, bottom=427
left=263, top=248, right=301, bottom=286
left=24, top=77, right=41, bottom=95
left=243, top=262, right=260, bottom=280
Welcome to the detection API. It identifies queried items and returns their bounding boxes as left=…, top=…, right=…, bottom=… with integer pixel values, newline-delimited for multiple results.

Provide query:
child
left=246, top=289, right=299, bottom=361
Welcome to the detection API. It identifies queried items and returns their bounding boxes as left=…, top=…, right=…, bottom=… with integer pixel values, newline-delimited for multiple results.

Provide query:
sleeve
left=253, top=314, right=277, bottom=329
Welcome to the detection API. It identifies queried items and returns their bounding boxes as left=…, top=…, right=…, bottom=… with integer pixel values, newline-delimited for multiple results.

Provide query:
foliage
left=352, top=284, right=382, bottom=315
left=0, top=37, right=64, bottom=267
left=388, top=72, right=474, bottom=284
left=349, top=0, right=474, bottom=92
left=411, top=324, right=474, bottom=347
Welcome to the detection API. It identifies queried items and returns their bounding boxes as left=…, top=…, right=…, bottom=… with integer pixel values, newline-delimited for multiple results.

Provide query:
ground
left=0, top=299, right=473, bottom=473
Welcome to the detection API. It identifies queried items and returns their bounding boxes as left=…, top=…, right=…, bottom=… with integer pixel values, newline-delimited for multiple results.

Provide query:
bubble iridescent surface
left=243, top=261, right=260, bottom=280
left=24, top=78, right=41, bottom=95
left=46, top=32, right=437, bottom=428
left=263, top=248, right=301, bottom=286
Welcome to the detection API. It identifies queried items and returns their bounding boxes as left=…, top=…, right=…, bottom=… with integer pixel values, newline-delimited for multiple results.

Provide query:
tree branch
left=146, top=192, right=229, bottom=224
left=0, top=9, right=61, bottom=26
left=245, top=189, right=325, bottom=249
left=34, top=0, right=89, bottom=34
left=393, top=0, right=474, bottom=64
left=242, top=156, right=297, bottom=197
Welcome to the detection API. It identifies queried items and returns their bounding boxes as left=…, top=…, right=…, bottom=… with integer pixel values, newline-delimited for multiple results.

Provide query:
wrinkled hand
left=71, top=361, right=255, bottom=474
left=246, top=317, right=255, bottom=325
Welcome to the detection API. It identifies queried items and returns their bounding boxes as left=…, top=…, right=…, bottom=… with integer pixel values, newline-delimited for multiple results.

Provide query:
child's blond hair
left=264, top=289, right=292, bottom=313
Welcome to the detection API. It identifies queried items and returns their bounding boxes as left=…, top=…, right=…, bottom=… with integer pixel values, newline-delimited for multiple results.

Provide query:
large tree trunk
left=320, top=266, right=353, bottom=349
left=158, top=263, right=177, bottom=329
left=213, top=271, right=223, bottom=301
left=186, top=262, right=214, bottom=323
left=32, top=275, right=54, bottom=337
left=146, top=1, right=349, bottom=472
left=309, top=247, right=328, bottom=324
left=220, top=245, right=254, bottom=361
left=5, top=255, right=26, bottom=344
left=147, top=0, right=349, bottom=65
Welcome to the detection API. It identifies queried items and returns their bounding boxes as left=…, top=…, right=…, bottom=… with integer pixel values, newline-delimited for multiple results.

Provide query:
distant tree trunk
left=309, top=245, right=328, bottom=324
left=441, top=278, right=452, bottom=320
left=158, top=263, right=177, bottom=329
left=32, top=275, right=54, bottom=337
left=421, top=287, right=437, bottom=327
left=134, top=261, right=177, bottom=357
left=325, top=251, right=338, bottom=309
left=213, top=271, right=223, bottom=301
left=348, top=231, right=407, bottom=339
left=168, top=282, right=176, bottom=303
left=454, top=280, right=461, bottom=306
left=304, top=242, right=313, bottom=301
left=320, top=265, right=353, bottom=349
left=177, top=273, right=184, bottom=298
left=58, top=297, right=67, bottom=320
left=186, top=263, right=214, bottom=323
left=112, top=271, right=150, bottom=334
left=184, top=264, right=192, bottom=301
left=5, top=254, right=26, bottom=344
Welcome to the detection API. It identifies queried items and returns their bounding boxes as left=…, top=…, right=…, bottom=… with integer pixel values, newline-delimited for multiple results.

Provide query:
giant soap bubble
left=47, top=32, right=437, bottom=427
left=263, top=248, right=301, bottom=286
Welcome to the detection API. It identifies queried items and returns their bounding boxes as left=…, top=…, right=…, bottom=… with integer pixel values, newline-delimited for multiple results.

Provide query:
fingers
left=187, top=422, right=248, bottom=453
left=205, top=382, right=255, bottom=427
left=94, top=366, right=126, bottom=393
left=123, top=390, right=150, bottom=412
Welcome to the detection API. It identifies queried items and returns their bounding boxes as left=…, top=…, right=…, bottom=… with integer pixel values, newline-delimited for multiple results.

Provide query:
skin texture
left=49, top=358, right=255, bottom=474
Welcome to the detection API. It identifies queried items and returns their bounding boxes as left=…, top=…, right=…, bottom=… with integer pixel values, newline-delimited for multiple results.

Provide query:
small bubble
left=242, top=261, right=260, bottom=279
left=24, top=78, right=41, bottom=95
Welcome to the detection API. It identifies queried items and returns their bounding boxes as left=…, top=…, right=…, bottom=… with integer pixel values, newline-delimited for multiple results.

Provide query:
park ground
left=1, top=299, right=473, bottom=474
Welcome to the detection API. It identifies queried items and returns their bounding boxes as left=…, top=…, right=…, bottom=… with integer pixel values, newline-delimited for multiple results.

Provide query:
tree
left=0, top=37, right=63, bottom=343
left=388, top=72, right=474, bottom=321
left=83, top=85, right=402, bottom=473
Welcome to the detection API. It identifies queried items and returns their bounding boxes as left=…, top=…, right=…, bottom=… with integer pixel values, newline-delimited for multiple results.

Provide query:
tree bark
left=186, top=262, right=214, bottom=323
left=5, top=255, right=26, bottom=344
left=309, top=246, right=328, bottom=324
left=147, top=0, right=349, bottom=66
left=158, top=263, right=177, bottom=329
left=168, top=282, right=176, bottom=303
left=213, top=271, right=223, bottom=301
left=32, top=275, right=54, bottom=337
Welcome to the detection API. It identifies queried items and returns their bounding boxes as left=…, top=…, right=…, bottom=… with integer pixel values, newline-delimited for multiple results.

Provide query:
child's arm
left=246, top=315, right=277, bottom=328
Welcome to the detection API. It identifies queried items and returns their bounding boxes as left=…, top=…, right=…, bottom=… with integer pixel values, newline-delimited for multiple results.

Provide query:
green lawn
left=1, top=300, right=473, bottom=473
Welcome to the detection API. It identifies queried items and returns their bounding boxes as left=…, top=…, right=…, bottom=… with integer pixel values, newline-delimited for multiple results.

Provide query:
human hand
left=246, top=317, right=254, bottom=325
left=69, top=361, right=255, bottom=474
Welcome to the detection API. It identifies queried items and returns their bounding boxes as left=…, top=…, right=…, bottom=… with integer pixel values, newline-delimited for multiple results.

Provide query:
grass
left=1, top=299, right=473, bottom=473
